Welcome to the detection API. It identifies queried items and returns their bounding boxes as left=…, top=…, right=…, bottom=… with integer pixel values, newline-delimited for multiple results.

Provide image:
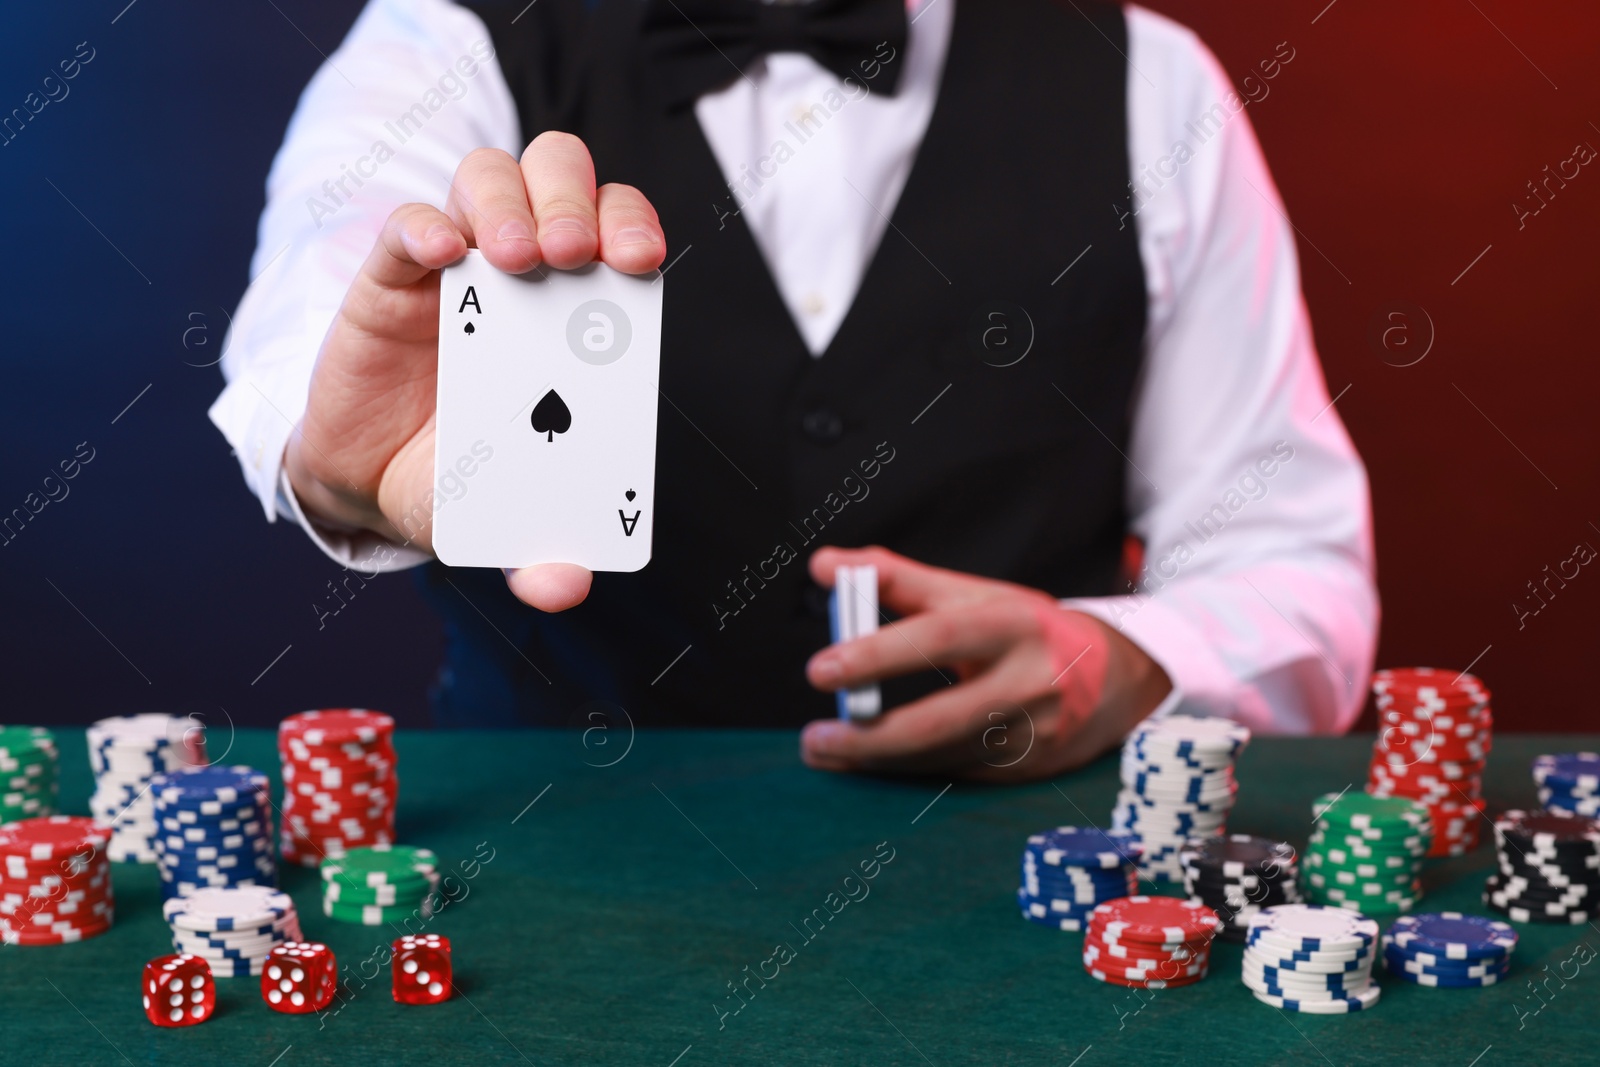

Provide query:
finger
left=505, top=563, right=593, bottom=612
left=521, top=131, right=599, bottom=269
left=799, top=676, right=1012, bottom=773
left=595, top=183, right=665, bottom=274
left=366, top=203, right=468, bottom=291
left=444, top=148, right=540, bottom=273
left=808, top=545, right=983, bottom=616
left=806, top=602, right=1015, bottom=690
left=342, top=203, right=467, bottom=336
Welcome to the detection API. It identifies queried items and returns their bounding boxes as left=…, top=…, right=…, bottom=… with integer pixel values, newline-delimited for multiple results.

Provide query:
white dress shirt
left=209, top=0, right=1378, bottom=736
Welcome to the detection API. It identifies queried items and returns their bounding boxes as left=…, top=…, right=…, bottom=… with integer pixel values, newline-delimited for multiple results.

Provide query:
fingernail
left=810, top=655, right=843, bottom=686
left=541, top=217, right=591, bottom=236
left=497, top=220, right=534, bottom=242
left=806, top=720, right=849, bottom=754
left=611, top=227, right=659, bottom=247
left=424, top=224, right=454, bottom=241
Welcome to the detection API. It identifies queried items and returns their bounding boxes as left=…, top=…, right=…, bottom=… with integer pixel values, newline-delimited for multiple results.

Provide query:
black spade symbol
left=463, top=322, right=475, bottom=335
left=625, top=489, right=636, bottom=501
left=530, top=389, right=572, bottom=442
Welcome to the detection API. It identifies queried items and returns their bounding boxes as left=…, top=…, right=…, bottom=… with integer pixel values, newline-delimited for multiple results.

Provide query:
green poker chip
left=323, top=871, right=439, bottom=906
left=320, top=844, right=438, bottom=888
left=1312, top=792, right=1430, bottom=829
left=322, top=895, right=436, bottom=926
left=0, top=726, right=56, bottom=760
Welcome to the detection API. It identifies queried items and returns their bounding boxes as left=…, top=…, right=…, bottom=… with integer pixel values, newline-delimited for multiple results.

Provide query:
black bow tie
left=642, top=0, right=909, bottom=110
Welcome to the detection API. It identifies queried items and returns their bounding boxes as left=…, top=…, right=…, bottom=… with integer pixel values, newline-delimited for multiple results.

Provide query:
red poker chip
left=1082, top=929, right=1207, bottom=961
left=1083, top=962, right=1209, bottom=988
left=1088, top=940, right=1209, bottom=979
left=1082, top=952, right=1208, bottom=982
left=1082, top=940, right=1206, bottom=970
left=1089, top=897, right=1221, bottom=943
left=279, top=709, right=394, bottom=746
left=0, top=817, right=110, bottom=862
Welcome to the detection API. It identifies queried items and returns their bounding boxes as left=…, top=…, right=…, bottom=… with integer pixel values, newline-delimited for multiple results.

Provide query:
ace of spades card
left=432, top=251, right=663, bottom=571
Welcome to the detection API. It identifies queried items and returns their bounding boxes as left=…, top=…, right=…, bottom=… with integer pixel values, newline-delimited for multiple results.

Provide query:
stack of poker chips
left=1383, top=912, right=1517, bottom=987
left=320, top=844, right=441, bottom=925
left=1180, top=835, right=1301, bottom=942
left=1016, top=827, right=1139, bottom=931
left=151, top=765, right=276, bottom=903
left=1484, top=809, right=1600, bottom=924
left=1081, top=895, right=1220, bottom=989
left=1366, top=667, right=1491, bottom=856
left=1242, top=904, right=1381, bottom=1013
left=278, top=709, right=398, bottom=867
left=0, top=816, right=114, bottom=945
left=163, top=886, right=302, bottom=977
left=1305, top=792, right=1431, bottom=915
left=87, top=713, right=207, bottom=863
left=0, top=727, right=59, bottom=823
left=1111, top=715, right=1249, bottom=881
left=1534, top=752, right=1600, bottom=816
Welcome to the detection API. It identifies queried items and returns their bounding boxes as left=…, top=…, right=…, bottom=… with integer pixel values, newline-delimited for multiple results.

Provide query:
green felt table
left=3, top=730, right=1596, bottom=1067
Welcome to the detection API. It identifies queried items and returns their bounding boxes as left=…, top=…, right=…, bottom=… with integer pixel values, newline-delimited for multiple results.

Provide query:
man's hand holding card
left=283, top=132, right=666, bottom=611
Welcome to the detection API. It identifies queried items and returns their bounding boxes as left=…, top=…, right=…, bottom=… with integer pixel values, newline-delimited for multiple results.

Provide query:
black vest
left=422, top=0, right=1146, bottom=728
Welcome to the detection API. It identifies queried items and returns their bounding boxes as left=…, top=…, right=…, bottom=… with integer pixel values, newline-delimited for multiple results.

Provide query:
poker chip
left=1082, top=895, right=1216, bottom=989
left=1304, top=792, right=1430, bottom=916
left=1484, top=809, right=1600, bottom=925
left=1179, top=835, right=1300, bottom=942
left=1533, top=753, right=1600, bottom=816
left=151, top=765, right=276, bottom=904
left=1242, top=905, right=1379, bottom=1013
left=163, top=886, right=301, bottom=972
left=1365, top=668, right=1490, bottom=857
left=87, top=713, right=207, bottom=864
left=320, top=844, right=439, bottom=925
left=0, top=816, right=114, bottom=945
left=278, top=710, right=397, bottom=867
left=1381, top=912, right=1517, bottom=988
left=0, top=727, right=59, bottom=824
left=1111, top=716, right=1250, bottom=881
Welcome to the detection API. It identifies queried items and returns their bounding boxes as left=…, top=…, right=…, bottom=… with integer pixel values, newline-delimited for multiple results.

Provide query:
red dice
left=260, top=941, right=337, bottom=1013
left=142, top=954, right=214, bottom=1027
left=391, top=933, right=451, bottom=1004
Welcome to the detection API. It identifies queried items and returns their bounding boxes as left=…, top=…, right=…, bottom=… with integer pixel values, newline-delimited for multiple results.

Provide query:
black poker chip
left=1485, top=804, right=1600, bottom=926
left=1180, top=834, right=1300, bottom=940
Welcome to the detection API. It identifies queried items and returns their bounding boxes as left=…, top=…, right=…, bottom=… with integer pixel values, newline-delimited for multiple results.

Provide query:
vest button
left=800, top=407, right=844, bottom=444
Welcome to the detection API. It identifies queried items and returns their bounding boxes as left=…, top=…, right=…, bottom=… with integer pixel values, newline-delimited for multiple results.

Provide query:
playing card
left=829, top=565, right=882, bottom=721
left=432, top=250, right=662, bottom=570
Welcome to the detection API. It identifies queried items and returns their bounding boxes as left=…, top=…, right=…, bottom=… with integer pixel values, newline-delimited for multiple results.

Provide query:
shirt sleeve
left=206, top=0, right=522, bottom=573
left=1061, top=6, right=1379, bottom=736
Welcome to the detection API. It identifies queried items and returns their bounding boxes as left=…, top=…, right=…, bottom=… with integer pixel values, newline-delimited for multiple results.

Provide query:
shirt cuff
left=207, top=376, right=302, bottom=523
left=1061, top=593, right=1240, bottom=724
left=278, top=468, right=432, bottom=575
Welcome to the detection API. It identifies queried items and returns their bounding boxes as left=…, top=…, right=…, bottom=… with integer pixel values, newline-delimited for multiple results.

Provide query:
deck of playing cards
left=431, top=251, right=663, bottom=571
left=829, top=565, right=882, bottom=721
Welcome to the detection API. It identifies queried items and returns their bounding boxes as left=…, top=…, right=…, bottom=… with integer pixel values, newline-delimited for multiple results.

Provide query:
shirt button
left=791, top=103, right=813, bottom=125
left=800, top=292, right=826, bottom=316
left=801, top=407, right=844, bottom=444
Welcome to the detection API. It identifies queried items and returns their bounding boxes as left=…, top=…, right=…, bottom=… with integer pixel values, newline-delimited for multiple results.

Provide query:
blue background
left=0, top=0, right=439, bottom=729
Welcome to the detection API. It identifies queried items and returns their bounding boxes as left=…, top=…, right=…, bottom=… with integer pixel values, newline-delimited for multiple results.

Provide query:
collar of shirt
left=695, top=0, right=954, bottom=356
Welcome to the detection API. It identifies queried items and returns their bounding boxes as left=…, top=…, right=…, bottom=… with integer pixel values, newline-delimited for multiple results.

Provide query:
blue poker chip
left=150, top=765, right=269, bottom=807
left=1386, top=913, right=1518, bottom=961
left=1027, top=862, right=1133, bottom=884
left=1383, top=947, right=1508, bottom=977
left=1533, top=753, right=1600, bottom=791
left=1388, top=963, right=1509, bottom=988
left=1025, top=827, right=1141, bottom=870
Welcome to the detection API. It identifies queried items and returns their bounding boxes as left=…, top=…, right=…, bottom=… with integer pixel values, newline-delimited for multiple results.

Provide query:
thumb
left=505, top=563, right=592, bottom=612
